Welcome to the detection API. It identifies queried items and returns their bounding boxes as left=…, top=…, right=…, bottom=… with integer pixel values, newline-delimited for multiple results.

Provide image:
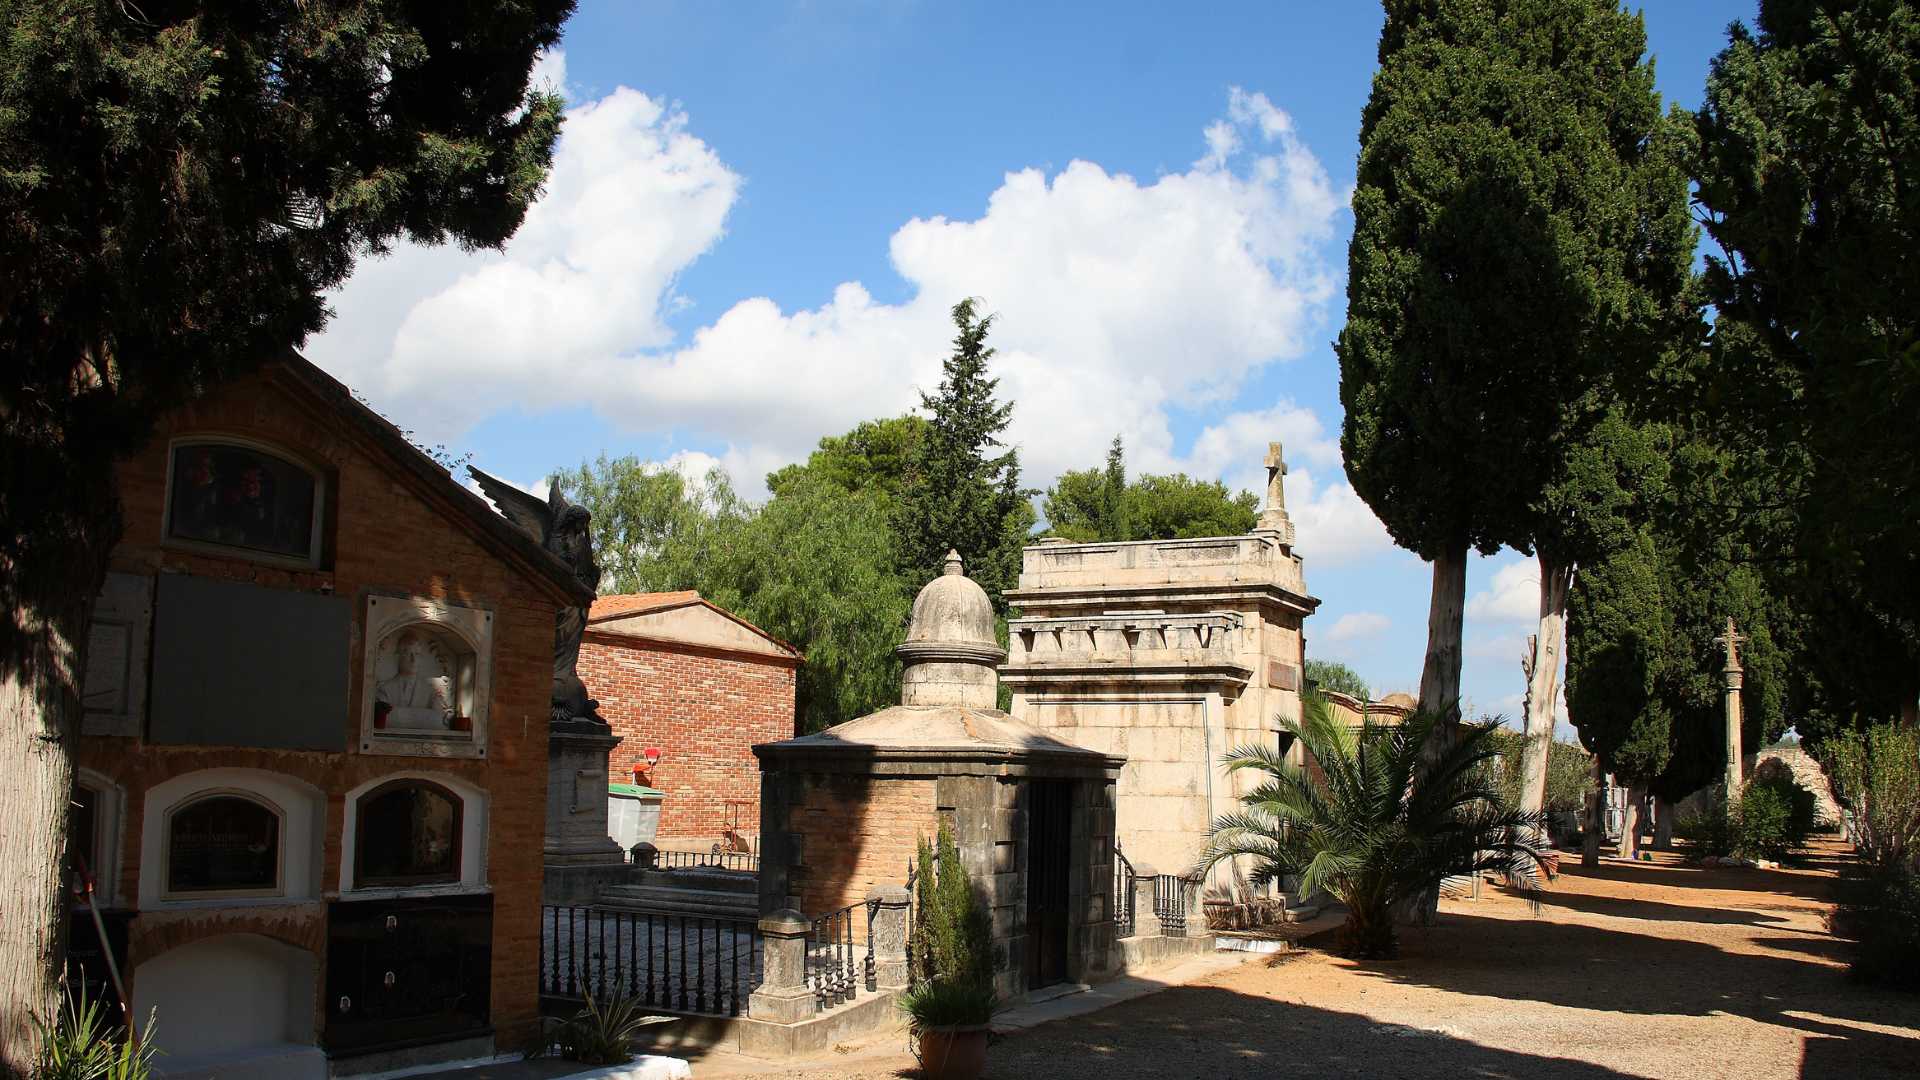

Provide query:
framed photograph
left=165, top=439, right=323, bottom=565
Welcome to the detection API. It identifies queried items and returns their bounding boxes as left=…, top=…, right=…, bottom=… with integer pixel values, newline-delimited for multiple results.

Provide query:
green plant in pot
left=901, top=825, right=998, bottom=1080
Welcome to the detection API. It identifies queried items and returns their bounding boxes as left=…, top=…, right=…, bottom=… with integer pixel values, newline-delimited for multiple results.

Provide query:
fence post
left=629, top=842, right=658, bottom=869
left=1180, top=875, right=1209, bottom=937
left=747, top=910, right=816, bottom=1024
left=1131, top=866, right=1163, bottom=937
left=868, top=885, right=911, bottom=990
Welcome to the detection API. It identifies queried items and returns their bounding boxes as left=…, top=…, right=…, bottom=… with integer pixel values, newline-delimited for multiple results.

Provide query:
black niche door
left=324, top=894, right=492, bottom=1056
left=1024, top=781, right=1072, bottom=989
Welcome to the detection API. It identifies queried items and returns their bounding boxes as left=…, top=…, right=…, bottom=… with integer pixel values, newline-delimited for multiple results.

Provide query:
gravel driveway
left=705, top=838, right=1913, bottom=1079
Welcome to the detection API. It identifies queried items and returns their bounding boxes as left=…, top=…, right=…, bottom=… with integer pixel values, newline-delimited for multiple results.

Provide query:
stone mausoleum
left=1002, top=443, right=1320, bottom=892
left=755, top=552, right=1124, bottom=996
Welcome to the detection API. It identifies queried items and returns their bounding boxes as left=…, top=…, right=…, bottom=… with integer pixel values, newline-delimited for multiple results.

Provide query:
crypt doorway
left=1024, top=780, right=1071, bottom=989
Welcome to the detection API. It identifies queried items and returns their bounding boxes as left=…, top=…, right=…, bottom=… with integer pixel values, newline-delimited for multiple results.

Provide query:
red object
left=450, top=715, right=472, bottom=732
left=643, top=746, right=663, bottom=767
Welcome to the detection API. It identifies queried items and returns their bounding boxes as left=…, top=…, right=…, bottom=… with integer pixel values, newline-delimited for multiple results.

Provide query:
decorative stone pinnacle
left=942, top=549, right=964, bottom=576
left=1256, top=441, right=1296, bottom=543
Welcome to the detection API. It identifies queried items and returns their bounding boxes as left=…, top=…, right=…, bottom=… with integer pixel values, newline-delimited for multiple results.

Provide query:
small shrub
left=1830, top=863, right=1920, bottom=991
left=1823, top=722, right=1920, bottom=868
left=33, top=983, right=158, bottom=1080
left=1734, top=772, right=1815, bottom=861
left=909, top=825, right=993, bottom=988
left=1677, top=795, right=1735, bottom=858
left=896, top=976, right=1000, bottom=1034
left=543, top=989, right=674, bottom=1065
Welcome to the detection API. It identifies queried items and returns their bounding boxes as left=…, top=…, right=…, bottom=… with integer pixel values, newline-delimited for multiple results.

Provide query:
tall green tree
left=557, top=456, right=910, bottom=733
left=0, top=2, right=571, bottom=1061
left=1042, top=438, right=1258, bottom=542
left=1337, top=1, right=1698, bottom=822
left=766, top=415, right=927, bottom=502
left=893, top=300, right=1033, bottom=612
left=1691, top=0, right=1920, bottom=726
left=1304, top=659, right=1372, bottom=701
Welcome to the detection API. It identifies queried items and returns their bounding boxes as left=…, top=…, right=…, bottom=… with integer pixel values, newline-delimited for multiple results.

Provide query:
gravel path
left=702, top=838, right=1914, bottom=1079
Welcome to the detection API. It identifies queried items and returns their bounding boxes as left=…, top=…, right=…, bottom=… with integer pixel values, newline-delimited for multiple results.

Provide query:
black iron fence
left=805, top=901, right=875, bottom=1008
left=1113, top=841, right=1137, bottom=937
left=541, top=906, right=760, bottom=1017
left=628, top=847, right=760, bottom=872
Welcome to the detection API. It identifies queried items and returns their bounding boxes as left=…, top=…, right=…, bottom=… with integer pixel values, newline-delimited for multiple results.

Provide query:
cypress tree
left=893, top=299, right=1032, bottom=611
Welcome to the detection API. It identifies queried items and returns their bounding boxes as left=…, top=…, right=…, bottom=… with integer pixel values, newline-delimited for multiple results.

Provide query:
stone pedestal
left=545, top=719, right=626, bottom=866
left=868, top=885, right=911, bottom=990
left=748, top=910, right=817, bottom=1024
left=1130, top=871, right=1163, bottom=938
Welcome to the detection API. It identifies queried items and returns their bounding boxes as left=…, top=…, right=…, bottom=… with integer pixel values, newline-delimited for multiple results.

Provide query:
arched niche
left=337, top=772, right=488, bottom=895
left=71, top=768, right=126, bottom=907
left=131, top=932, right=325, bottom=1079
left=139, top=769, right=323, bottom=909
left=161, top=436, right=327, bottom=569
left=359, top=595, right=494, bottom=759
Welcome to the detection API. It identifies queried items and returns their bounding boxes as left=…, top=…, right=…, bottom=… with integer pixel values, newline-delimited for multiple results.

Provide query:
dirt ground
left=698, top=838, right=1917, bottom=1079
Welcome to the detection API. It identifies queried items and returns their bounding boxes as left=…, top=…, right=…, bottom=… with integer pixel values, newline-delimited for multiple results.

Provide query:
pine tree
left=893, top=299, right=1032, bottom=611
left=0, top=3, right=572, bottom=1063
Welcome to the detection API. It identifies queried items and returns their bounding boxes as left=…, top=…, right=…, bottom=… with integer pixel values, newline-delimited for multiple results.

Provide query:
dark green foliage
left=1734, top=773, right=1814, bottom=861
left=1676, top=798, right=1736, bottom=858
left=1337, top=0, right=1697, bottom=567
left=1042, top=437, right=1257, bottom=542
left=32, top=982, right=156, bottom=1080
left=892, top=300, right=1033, bottom=614
left=909, top=826, right=993, bottom=990
left=1304, top=660, right=1371, bottom=702
left=895, top=978, right=999, bottom=1034
left=1198, top=693, right=1551, bottom=959
left=1691, top=0, right=1920, bottom=721
left=543, top=989, right=673, bottom=1065
left=1831, top=863, right=1920, bottom=991
left=1480, top=728, right=1594, bottom=815
left=766, top=416, right=927, bottom=502
left=557, top=461, right=910, bottom=733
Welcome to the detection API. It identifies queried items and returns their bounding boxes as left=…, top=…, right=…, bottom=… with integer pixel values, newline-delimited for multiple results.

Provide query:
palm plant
left=1198, top=693, right=1551, bottom=959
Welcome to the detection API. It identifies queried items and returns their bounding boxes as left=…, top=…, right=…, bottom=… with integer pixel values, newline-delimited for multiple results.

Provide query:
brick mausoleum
left=756, top=552, right=1125, bottom=996
left=69, top=353, right=586, bottom=1078
left=580, top=592, right=800, bottom=849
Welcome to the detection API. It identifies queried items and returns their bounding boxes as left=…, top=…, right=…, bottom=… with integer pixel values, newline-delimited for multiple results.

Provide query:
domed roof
left=901, top=550, right=1000, bottom=653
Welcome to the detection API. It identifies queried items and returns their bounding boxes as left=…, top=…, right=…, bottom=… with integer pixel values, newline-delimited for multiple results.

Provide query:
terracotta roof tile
left=589, top=591, right=701, bottom=620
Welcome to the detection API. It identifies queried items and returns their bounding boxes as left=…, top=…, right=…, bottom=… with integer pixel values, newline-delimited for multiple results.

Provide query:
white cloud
left=1467, top=558, right=1540, bottom=623
left=1326, top=612, right=1390, bottom=643
left=309, top=77, right=1351, bottom=505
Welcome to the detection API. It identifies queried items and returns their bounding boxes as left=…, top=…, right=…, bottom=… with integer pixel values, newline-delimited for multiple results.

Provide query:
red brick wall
left=580, top=632, right=796, bottom=847
left=74, top=365, right=564, bottom=1048
left=784, top=775, right=936, bottom=923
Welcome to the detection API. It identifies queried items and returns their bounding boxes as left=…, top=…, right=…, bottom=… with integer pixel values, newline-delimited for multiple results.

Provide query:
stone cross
left=1256, top=441, right=1296, bottom=544
left=1714, top=616, right=1748, bottom=796
left=1263, top=442, right=1289, bottom=512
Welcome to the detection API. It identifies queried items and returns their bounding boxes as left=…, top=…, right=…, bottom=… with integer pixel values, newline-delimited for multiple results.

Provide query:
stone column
left=868, top=885, right=911, bottom=990
left=545, top=720, right=626, bottom=866
left=1180, top=874, right=1209, bottom=938
left=1724, top=662, right=1745, bottom=797
left=747, top=910, right=816, bottom=1024
left=1131, top=870, right=1162, bottom=937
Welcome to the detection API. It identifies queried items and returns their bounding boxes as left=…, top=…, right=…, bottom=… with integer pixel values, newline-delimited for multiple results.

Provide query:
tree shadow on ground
left=1553, top=856, right=1841, bottom=905
left=1529, top=886, right=1803, bottom=928
left=1356, top=911, right=1915, bottom=1078
left=955, top=984, right=1641, bottom=1080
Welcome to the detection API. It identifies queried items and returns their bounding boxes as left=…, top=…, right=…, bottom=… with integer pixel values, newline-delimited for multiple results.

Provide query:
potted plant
left=901, top=826, right=998, bottom=1080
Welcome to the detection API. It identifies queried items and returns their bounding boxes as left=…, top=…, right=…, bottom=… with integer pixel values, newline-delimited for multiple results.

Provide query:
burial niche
left=166, top=793, right=282, bottom=897
left=354, top=780, right=462, bottom=887
left=360, top=597, right=493, bottom=758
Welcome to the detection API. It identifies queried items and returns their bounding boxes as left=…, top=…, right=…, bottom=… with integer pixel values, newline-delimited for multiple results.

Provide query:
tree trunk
left=1519, top=554, right=1573, bottom=820
left=1, top=440, right=118, bottom=1073
left=1902, top=696, right=1918, bottom=727
left=1417, top=546, right=1468, bottom=724
left=1653, top=795, right=1674, bottom=850
left=1401, top=544, right=1468, bottom=924
left=1619, top=782, right=1647, bottom=861
left=1582, top=759, right=1605, bottom=868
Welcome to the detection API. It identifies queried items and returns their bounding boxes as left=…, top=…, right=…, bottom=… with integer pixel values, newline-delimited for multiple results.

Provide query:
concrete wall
left=76, top=364, right=563, bottom=1054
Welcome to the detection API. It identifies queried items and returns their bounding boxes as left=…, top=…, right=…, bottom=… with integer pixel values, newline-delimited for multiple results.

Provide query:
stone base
left=1115, top=931, right=1218, bottom=974
left=626, top=991, right=904, bottom=1060
left=543, top=839, right=628, bottom=867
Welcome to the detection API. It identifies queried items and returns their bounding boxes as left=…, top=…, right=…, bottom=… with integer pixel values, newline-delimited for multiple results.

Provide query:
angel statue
left=469, top=467, right=604, bottom=724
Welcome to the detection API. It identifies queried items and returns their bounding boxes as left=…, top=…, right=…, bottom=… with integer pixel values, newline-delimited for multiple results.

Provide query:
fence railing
left=1153, top=874, right=1193, bottom=935
left=805, top=901, right=874, bottom=1008
left=1113, top=840, right=1137, bottom=937
left=542, top=905, right=760, bottom=1017
left=628, top=847, right=760, bottom=873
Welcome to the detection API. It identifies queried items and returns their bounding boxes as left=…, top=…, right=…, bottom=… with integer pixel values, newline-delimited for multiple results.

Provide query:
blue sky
left=306, top=1, right=1760, bottom=729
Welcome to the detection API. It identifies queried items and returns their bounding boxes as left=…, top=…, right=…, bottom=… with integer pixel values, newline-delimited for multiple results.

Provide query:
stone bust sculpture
left=376, top=628, right=454, bottom=730
left=469, top=466, right=604, bottom=724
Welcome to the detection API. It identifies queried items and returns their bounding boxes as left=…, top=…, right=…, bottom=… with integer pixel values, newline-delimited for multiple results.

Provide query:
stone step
left=626, top=867, right=758, bottom=894
left=599, top=882, right=759, bottom=920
